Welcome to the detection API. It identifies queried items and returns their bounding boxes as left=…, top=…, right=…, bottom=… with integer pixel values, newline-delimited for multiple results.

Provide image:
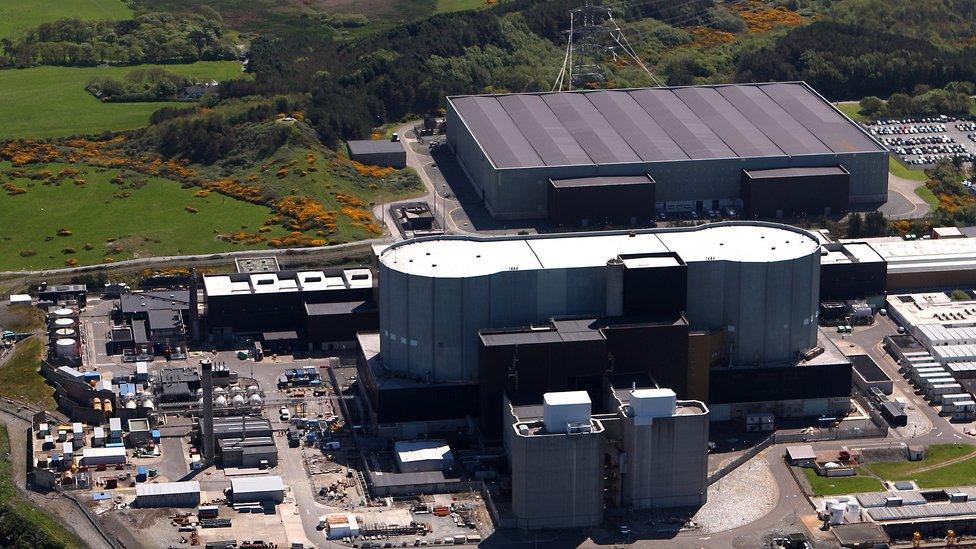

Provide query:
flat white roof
left=204, top=269, right=372, bottom=297
left=136, top=481, right=200, bottom=496
left=380, top=222, right=819, bottom=278
left=544, top=390, right=591, bottom=406
left=8, top=294, right=31, bottom=304
left=231, top=475, right=284, bottom=494
left=869, top=238, right=976, bottom=273
left=82, top=447, right=126, bottom=458
left=631, top=388, right=676, bottom=399
left=394, top=440, right=452, bottom=462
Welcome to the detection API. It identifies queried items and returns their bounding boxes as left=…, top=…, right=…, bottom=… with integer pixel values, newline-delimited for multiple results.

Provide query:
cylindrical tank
left=214, top=395, right=227, bottom=406
left=53, top=308, right=74, bottom=317
left=141, top=399, right=155, bottom=410
left=845, top=501, right=861, bottom=523
left=55, top=328, right=76, bottom=338
left=125, top=399, right=137, bottom=409
left=54, top=317, right=75, bottom=328
left=55, top=338, right=78, bottom=359
left=213, top=387, right=226, bottom=395
left=232, top=394, right=245, bottom=405
left=92, top=397, right=102, bottom=411
left=196, top=388, right=204, bottom=397
left=249, top=393, right=262, bottom=404
left=829, top=504, right=846, bottom=525
left=231, top=386, right=243, bottom=394
left=102, top=401, right=113, bottom=414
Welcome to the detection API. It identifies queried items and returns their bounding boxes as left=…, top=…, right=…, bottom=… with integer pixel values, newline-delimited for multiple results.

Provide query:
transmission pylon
left=552, top=0, right=662, bottom=92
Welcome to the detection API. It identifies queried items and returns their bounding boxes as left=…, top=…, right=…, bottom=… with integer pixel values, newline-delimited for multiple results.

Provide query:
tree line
left=0, top=13, right=238, bottom=68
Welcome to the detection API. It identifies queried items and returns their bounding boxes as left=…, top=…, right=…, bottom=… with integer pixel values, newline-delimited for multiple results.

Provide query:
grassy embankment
left=0, top=422, right=84, bottom=548
left=0, top=0, right=131, bottom=39
left=0, top=61, right=243, bottom=140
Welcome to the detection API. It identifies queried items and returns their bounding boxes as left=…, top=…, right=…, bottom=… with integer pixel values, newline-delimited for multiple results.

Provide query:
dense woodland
left=0, top=13, right=238, bottom=67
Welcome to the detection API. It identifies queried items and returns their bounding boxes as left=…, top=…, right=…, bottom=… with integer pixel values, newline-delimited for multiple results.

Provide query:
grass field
left=0, top=337, right=55, bottom=409
left=0, top=0, right=131, bottom=39
left=803, top=467, right=884, bottom=496
left=435, top=0, right=492, bottom=14
left=915, top=184, right=940, bottom=209
left=0, top=162, right=295, bottom=270
left=0, top=61, right=243, bottom=139
left=835, top=101, right=868, bottom=123
left=0, top=422, right=84, bottom=548
left=888, top=155, right=929, bottom=182
left=864, top=444, right=976, bottom=488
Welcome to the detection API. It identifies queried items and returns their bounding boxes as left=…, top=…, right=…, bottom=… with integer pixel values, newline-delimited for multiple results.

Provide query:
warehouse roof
left=380, top=222, right=819, bottom=278
left=347, top=139, right=405, bottom=155
left=231, top=475, right=284, bottom=494
left=136, top=481, right=200, bottom=497
left=867, top=238, right=976, bottom=273
left=448, top=82, right=883, bottom=169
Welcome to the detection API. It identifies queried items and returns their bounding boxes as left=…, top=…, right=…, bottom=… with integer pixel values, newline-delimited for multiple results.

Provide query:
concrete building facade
left=377, top=222, right=821, bottom=382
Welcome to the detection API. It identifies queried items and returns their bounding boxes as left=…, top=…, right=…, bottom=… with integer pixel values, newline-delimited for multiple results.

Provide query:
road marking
left=954, top=433, right=963, bottom=439
left=936, top=431, right=943, bottom=437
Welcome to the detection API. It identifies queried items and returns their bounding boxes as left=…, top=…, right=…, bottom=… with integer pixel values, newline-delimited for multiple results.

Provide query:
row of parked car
left=869, top=123, right=949, bottom=135
left=882, top=135, right=958, bottom=147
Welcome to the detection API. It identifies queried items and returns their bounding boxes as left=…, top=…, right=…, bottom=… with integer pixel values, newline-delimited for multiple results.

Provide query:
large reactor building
left=445, top=82, right=887, bottom=223
left=368, top=221, right=852, bottom=434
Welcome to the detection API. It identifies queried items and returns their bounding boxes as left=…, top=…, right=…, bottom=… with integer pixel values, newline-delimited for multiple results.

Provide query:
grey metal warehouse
left=347, top=139, right=406, bottom=168
left=445, top=82, right=888, bottom=222
left=135, top=481, right=201, bottom=508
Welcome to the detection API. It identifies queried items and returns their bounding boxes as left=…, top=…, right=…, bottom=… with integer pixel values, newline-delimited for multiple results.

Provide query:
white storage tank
left=54, top=317, right=75, bottom=328
left=232, top=394, right=245, bottom=405
left=55, top=338, right=78, bottom=359
left=53, top=308, right=75, bottom=317
left=845, top=501, right=861, bottom=523
left=55, top=328, right=76, bottom=338
left=829, top=503, right=846, bottom=525
left=249, top=393, right=262, bottom=405
left=542, top=391, right=591, bottom=433
left=215, top=395, right=227, bottom=406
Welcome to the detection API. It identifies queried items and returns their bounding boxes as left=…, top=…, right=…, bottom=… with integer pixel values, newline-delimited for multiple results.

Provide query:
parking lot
left=865, top=116, right=976, bottom=167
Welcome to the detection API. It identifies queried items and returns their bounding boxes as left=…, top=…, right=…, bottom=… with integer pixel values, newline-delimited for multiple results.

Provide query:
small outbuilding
left=322, top=513, right=361, bottom=539
left=347, top=139, right=406, bottom=169
left=135, top=481, right=201, bottom=508
left=786, top=444, right=817, bottom=466
left=394, top=439, right=454, bottom=473
left=230, top=475, right=285, bottom=504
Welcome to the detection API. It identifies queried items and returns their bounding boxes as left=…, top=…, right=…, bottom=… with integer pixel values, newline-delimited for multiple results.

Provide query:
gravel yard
left=692, top=457, right=777, bottom=534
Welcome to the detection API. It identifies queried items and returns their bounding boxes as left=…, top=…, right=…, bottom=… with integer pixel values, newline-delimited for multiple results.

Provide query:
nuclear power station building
left=445, top=82, right=887, bottom=223
left=364, top=221, right=852, bottom=435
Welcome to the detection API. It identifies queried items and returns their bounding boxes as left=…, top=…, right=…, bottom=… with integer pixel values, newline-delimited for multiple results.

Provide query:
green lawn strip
left=0, top=61, right=243, bottom=139
left=0, top=0, right=132, bottom=39
left=802, top=467, right=884, bottom=496
left=910, top=457, right=976, bottom=488
left=889, top=156, right=929, bottom=182
left=435, top=0, right=492, bottom=14
left=835, top=102, right=868, bottom=123
left=914, top=184, right=940, bottom=209
left=0, top=337, right=55, bottom=409
left=0, top=162, right=294, bottom=270
left=0, top=422, right=84, bottom=548
left=864, top=444, right=976, bottom=482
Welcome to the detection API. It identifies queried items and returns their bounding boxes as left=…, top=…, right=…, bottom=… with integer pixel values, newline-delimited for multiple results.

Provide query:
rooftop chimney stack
left=200, top=358, right=215, bottom=464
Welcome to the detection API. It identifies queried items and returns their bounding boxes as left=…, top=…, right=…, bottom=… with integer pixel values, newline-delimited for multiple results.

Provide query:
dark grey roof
left=147, top=308, right=182, bottom=331
left=550, top=174, right=654, bottom=189
left=304, top=300, right=369, bottom=316
left=743, top=166, right=848, bottom=179
left=448, top=82, right=883, bottom=169
left=480, top=317, right=604, bottom=346
left=347, top=139, right=405, bottom=155
left=119, top=291, right=189, bottom=315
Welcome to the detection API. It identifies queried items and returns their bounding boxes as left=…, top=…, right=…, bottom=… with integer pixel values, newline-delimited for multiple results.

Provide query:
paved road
left=882, top=171, right=932, bottom=220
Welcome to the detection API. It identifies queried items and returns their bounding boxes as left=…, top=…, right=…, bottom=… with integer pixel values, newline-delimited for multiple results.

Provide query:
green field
left=888, top=155, right=929, bottom=182
left=0, top=337, right=55, bottom=409
left=915, top=184, right=940, bottom=209
left=0, top=61, right=243, bottom=139
left=864, top=444, right=976, bottom=488
left=0, top=162, right=295, bottom=270
left=803, top=467, right=884, bottom=496
left=0, top=0, right=131, bottom=39
left=436, top=0, right=491, bottom=14
left=835, top=102, right=868, bottom=123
